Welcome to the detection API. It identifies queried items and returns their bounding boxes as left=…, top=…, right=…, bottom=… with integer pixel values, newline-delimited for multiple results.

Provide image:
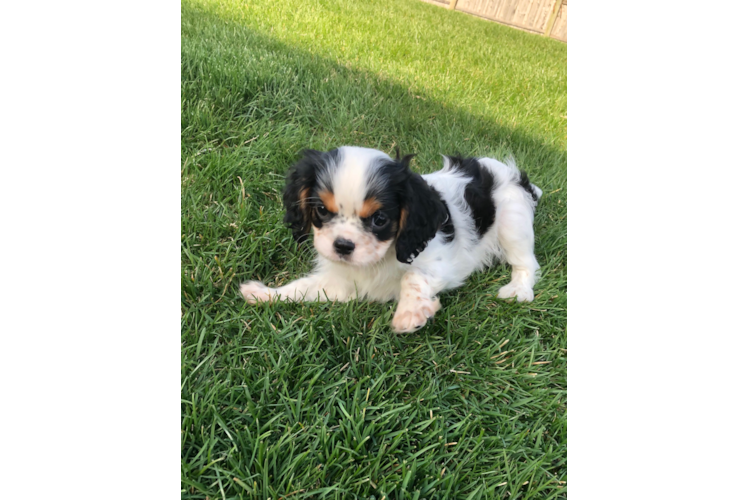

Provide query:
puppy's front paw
left=240, top=281, right=274, bottom=304
left=498, top=282, right=534, bottom=302
left=392, top=297, right=441, bottom=333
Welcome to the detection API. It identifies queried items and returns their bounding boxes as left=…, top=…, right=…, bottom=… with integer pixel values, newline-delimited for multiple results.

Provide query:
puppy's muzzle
left=333, top=237, right=355, bottom=256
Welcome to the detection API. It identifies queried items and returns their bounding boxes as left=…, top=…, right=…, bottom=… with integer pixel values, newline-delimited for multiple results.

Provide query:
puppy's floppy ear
left=283, top=149, right=325, bottom=243
left=395, top=155, right=449, bottom=264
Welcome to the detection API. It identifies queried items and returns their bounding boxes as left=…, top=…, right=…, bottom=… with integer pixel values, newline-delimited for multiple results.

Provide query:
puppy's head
left=283, top=146, right=447, bottom=266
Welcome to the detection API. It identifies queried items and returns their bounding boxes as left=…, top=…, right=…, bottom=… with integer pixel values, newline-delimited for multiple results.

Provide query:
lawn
left=181, top=0, right=567, bottom=498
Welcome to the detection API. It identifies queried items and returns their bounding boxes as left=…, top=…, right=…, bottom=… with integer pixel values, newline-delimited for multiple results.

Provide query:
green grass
left=181, top=0, right=566, bottom=498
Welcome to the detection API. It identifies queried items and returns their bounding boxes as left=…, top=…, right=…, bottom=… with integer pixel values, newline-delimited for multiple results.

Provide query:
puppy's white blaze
left=332, top=146, right=389, bottom=217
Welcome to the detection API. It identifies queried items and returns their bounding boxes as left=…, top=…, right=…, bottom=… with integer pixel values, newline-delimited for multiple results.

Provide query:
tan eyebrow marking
left=359, top=197, right=383, bottom=218
left=299, top=188, right=310, bottom=210
left=318, top=189, right=337, bottom=212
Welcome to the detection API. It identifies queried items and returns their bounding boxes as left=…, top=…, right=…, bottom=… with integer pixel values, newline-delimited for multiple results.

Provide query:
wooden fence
left=425, top=0, right=567, bottom=42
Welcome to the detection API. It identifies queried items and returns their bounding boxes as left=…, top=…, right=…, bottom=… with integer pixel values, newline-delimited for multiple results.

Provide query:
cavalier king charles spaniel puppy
left=240, top=146, right=542, bottom=333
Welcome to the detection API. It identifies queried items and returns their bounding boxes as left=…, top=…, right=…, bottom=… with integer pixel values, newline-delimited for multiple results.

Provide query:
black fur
left=362, top=156, right=407, bottom=244
left=447, top=156, right=496, bottom=237
left=361, top=212, right=398, bottom=242
left=517, top=170, right=539, bottom=203
left=282, top=148, right=339, bottom=242
left=391, top=156, right=449, bottom=264
left=439, top=198, right=455, bottom=243
left=365, top=154, right=453, bottom=262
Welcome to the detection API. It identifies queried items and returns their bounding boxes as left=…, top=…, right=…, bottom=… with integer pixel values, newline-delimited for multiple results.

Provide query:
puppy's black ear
left=395, top=156, right=448, bottom=264
left=283, top=149, right=326, bottom=243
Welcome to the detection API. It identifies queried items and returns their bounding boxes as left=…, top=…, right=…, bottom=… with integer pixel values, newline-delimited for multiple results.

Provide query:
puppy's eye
left=316, top=205, right=329, bottom=218
left=371, top=211, right=389, bottom=229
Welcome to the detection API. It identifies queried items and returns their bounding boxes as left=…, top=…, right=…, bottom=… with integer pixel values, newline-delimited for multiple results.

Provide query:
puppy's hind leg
left=496, top=191, right=540, bottom=303
left=240, top=274, right=351, bottom=304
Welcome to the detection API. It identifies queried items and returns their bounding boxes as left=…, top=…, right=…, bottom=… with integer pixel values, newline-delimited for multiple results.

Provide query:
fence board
left=550, top=1, right=567, bottom=41
left=421, top=0, right=566, bottom=41
left=524, top=0, right=540, bottom=28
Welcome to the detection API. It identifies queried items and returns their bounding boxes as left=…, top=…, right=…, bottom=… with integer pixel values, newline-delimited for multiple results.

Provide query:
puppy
left=240, top=146, right=542, bottom=332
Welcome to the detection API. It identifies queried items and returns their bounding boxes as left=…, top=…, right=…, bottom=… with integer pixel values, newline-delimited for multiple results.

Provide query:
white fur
left=240, top=147, right=542, bottom=332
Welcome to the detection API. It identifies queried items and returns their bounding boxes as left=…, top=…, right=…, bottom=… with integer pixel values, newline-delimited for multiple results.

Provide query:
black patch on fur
left=365, top=154, right=450, bottom=263
left=360, top=210, right=398, bottom=242
left=396, top=179, right=449, bottom=263
left=518, top=170, right=538, bottom=202
left=361, top=157, right=403, bottom=243
left=447, top=155, right=496, bottom=237
left=309, top=201, right=335, bottom=229
left=362, top=162, right=451, bottom=246
left=282, top=148, right=339, bottom=243
left=438, top=197, right=455, bottom=243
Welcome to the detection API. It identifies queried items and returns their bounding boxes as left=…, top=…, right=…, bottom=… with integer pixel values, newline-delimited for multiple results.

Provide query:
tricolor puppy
left=240, top=146, right=542, bottom=333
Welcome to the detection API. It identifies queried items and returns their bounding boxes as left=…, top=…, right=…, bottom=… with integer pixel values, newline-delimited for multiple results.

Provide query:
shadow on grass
left=181, top=3, right=567, bottom=170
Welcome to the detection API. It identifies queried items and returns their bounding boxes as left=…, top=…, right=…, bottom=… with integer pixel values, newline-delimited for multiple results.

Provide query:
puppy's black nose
left=333, top=237, right=355, bottom=256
